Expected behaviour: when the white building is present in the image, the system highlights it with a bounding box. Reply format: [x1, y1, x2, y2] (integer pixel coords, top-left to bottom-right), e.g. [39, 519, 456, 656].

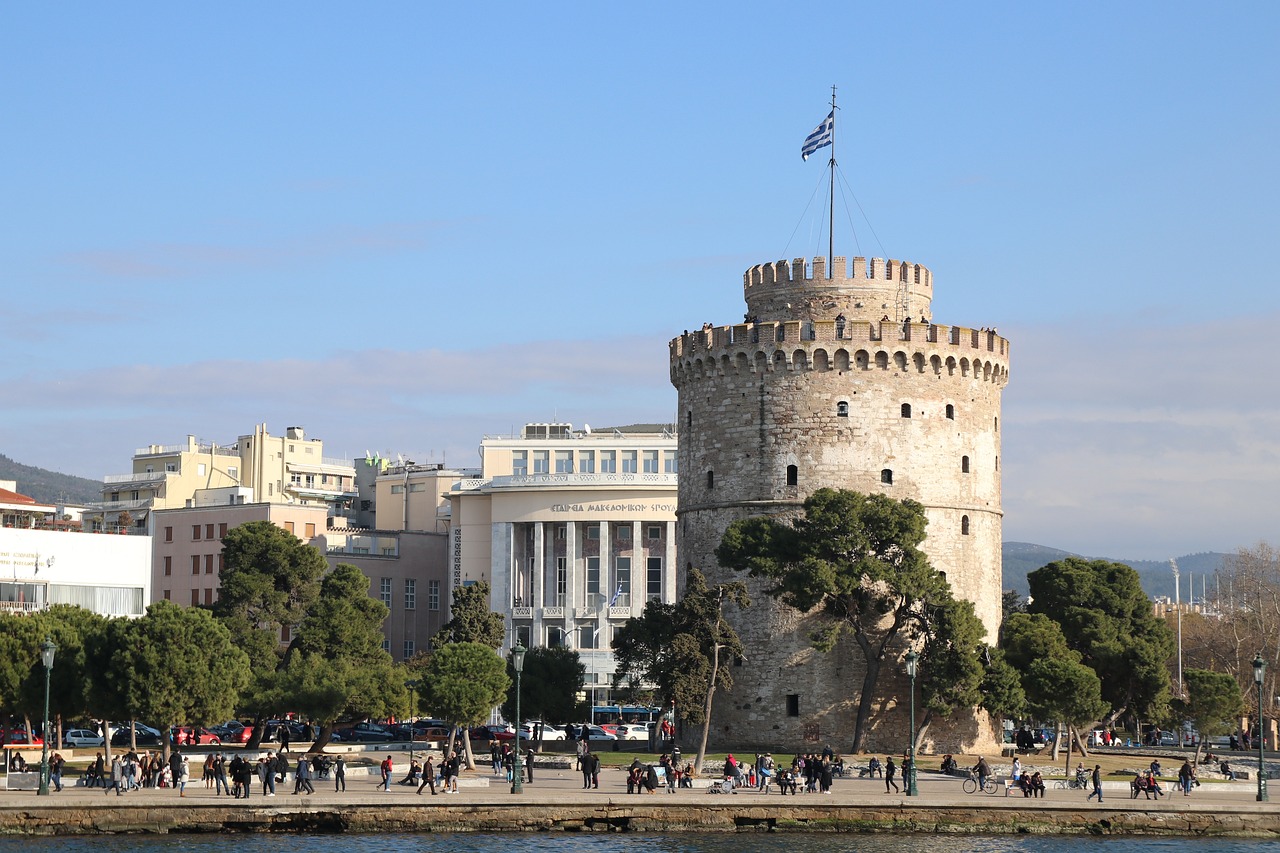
[0, 526, 150, 618]
[447, 423, 678, 702]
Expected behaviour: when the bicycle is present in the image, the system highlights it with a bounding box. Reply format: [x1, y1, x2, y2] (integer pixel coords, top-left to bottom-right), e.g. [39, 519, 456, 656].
[1053, 774, 1089, 791]
[962, 771, 998, 794]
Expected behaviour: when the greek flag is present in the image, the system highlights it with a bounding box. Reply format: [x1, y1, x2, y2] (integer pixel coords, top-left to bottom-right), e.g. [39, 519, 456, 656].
[609, 582, 624, 607]
[801, 111, 834, 161]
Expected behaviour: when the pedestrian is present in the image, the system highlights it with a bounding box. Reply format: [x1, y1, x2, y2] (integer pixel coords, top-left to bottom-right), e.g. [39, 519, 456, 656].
[526, 747, 535, 784]
[1087, 764, 1103, 802]
[379, 755, 393, 791]
[581, 747, 594, 789]
[296, 754, 314, 794]
[169, 748, 183, 792]
[333, 755, 346, 792]
[885, 756, 899, 793]
[50, 753, 65, 792]
[178, 754, 190, 797]
[279, 723, 290, 753]
[214, 753, 230, 796]
[590, 751, 601, 789]
[1179, 759, 1196, 796]
[417, 755, 437, 795]
[447, 753, 460, 793]
[109, 756, 123, 796]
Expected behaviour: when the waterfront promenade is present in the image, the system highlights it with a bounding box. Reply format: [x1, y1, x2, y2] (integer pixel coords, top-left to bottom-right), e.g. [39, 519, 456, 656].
[1, 754, 1276, 837]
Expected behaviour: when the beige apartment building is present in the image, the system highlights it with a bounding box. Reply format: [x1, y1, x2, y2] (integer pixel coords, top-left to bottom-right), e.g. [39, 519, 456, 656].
[447, 423, 678, 701]
[89, 425, 357, 534]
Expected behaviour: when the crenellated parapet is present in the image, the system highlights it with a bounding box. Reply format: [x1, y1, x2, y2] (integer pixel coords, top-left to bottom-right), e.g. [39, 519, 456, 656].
[669, 318, 1009, 386]
[743, 256, 934, 324]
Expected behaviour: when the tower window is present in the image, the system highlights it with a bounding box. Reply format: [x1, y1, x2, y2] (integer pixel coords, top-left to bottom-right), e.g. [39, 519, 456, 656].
[994, 416, 999, 432]
[706, 470, 714, 489]
[786, 465, 798, 486]
[836, 401, 849, 417]
[786, 694, 800, 717]
[881, 469, 893, 485]
[962, 456, 970, 473]
[687, 411, 692, 428]
[946, 404, 955, 420]
[961, 515, 970, 535]
[901, 403, 912, 418]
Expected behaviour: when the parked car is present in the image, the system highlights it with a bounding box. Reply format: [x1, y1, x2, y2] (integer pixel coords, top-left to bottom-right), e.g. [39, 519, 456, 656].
[614, 724, 650, 741]
[521, 722, 566, 741]
[110, 724, 163, 747]
[335, 721, 396, 742]
[2, 728, 44, 746]
[569, 724, 617, 742]
[171, 726, 222, 746]
[62, 728, 105, 749]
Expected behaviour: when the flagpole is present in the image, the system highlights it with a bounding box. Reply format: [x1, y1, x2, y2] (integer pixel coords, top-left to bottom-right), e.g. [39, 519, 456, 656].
[828, 84, 836, 278]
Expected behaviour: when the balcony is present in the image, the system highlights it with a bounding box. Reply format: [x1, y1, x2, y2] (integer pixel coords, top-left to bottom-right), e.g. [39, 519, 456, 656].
[487, 472, 676, 489]
[103, 471, 172, 486]
[608, 606, 632, 619]
[134, 444, 238, 458]
[542, 606, 565, 619]
[512, 606, 533, 619]
[84, 499, 151, 512]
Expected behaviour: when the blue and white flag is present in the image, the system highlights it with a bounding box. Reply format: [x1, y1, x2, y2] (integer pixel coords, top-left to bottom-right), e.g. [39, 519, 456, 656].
[609, 582, 624, 607]
[801, 110, 834, 161]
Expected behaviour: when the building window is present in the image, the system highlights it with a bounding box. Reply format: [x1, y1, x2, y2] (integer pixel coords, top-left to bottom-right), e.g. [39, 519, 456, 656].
[205, 523, 214, 539]
[197, 463, 207, 476]
[191, 555, 200, 575]
[786, 694, 800, 717]
[532, 450, 550, 475]
[555, 524, 566, 539]
[946, 404, 955, 420]
[192, 525, 201, 541]
[390, 484, 404, 494]
[554, 557, 567, 606]
[382, 638, 391, 654]
[586, 556, 601, 605]
[555, 450, 574, 474]
[204, 588, 214, 605]
[404, 579, 416, 610]
[512, 451, 528, 476]
[205, 554, 214, 574]
[379, 578, 392, 607]
[621, 450, 638, 473]
[305, 522, 316, 538]
[994, 416, 999, 432]
[881, 469, 893, 485]
[579, 450, 595, 473]
[409, 483, 425, 492]
[548, 626, 565, 648]
[163, 589, 170, 600]
[218, 554, 224, 572]
[191, 589, 200, 606]
[586, 524, 600, 540]
[647, 557, 662, 600]
[218, 523, 228, 539]
[578, 625, 598, 649]
[600, 451, 616, 473]
[428, 579, 440, 611]
[707, 470, 714, 489]
[837, 401, 849, 417]
[166, 463, 177, 473]
[642, 450, 659, 473]
[400, 640, 414, 660]
[663, 451, 678, 474]
[901, 403, 912, 418]
[961, 456, 970, 473]
[131, 490, 139, 501]
[961, 515, 970, 535]
[284, 521, 295, 534]
[165, 526, 173, 542]
[227, 466, 238, 479]
[616, 525, 632, 541]
[687, 411, 692, 428]
[163, 556, 172, 576]
[614, 557, 631, 606]
[786, 464, 798, 486]
[647, 524, 663, 539]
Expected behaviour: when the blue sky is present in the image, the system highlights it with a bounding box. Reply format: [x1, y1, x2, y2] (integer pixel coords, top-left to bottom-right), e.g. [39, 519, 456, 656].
[2, 2, 1277, 560]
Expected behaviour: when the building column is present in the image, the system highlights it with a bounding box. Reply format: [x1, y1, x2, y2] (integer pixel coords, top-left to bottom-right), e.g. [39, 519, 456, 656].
[491, 521, 514, 651]
[598, 521, 611, 646]
[532, 522, 545, 644]
[631, 520, 643, 616]
[664, 520, 677, 603]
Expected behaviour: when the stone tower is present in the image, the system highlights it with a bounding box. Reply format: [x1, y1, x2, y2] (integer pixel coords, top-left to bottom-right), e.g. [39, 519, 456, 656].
[669, 255, 1009, 752]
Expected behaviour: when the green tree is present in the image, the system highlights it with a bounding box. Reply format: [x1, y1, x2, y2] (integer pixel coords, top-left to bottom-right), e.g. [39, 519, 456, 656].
[914, 596, 991, 748]
[23, 605, 109, 747]
[433, 581, 504, 648]
[0, 611, 42, 737]
[421, 642, 510, 767]
[289, 563, 404, 751]
[715, 488, 952, 753]
[1179, 668, 1244, 765]
[611, 566, 748, 770]
[501, 646, 584, 730]
[1000, 611, 1096, 757]
[212, 520, 327, 745]
[1028, 558, 1176, 727]
[1025, 657, 1108, 769]
[91, 602, 251, 761]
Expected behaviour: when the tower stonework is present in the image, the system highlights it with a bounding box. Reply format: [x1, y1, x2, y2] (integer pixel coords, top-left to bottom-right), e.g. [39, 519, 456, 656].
[669, 255, 1009, 753]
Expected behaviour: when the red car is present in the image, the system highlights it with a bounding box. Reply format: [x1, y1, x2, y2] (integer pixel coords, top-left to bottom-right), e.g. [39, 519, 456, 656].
[1, 728, 43, 746]
[171, 726, 222, 745]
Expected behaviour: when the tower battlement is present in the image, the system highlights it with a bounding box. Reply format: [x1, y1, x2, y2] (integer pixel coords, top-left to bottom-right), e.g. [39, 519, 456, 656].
[742, 256, 934, 323]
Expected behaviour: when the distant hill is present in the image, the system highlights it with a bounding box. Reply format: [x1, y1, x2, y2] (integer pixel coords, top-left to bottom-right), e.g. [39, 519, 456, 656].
[0, 453, 101, 505]
[1003, 541, 1230, 601]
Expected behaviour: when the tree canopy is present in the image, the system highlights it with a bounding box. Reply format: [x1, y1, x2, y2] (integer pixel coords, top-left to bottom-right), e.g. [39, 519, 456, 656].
[1179, 668, 1244, 764]
[501, 646, 584, 726]
[433, 581, 504, 649]
[715, 488, 960, 753]
[1027, 557, 1175, 723]
[422, 642, 510, 729]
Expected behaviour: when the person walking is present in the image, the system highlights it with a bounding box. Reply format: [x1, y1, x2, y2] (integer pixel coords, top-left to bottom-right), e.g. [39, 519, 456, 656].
[177, 754, 190, 797]
[581, 748, 594, 789]
[296, 754, 315, 794]
[1179, 759, 1196, 796]
[109, 756, 123, 796]
[590, 751, 601, 789]
[378, 755, 393, 791]
[333, 755, 347, 792]
[213, 753, 230, 796]
[1087, 764, 1104, 802]
[885, 756, 899, 793]
[525, 747, 535, 784]
[417, 756, 437, 795]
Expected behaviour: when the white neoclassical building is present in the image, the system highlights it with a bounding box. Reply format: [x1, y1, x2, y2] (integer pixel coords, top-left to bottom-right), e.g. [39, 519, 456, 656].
[447, 423, 677, 701]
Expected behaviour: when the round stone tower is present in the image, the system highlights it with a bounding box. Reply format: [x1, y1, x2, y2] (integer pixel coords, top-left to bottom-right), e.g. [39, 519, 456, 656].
[669, 255, 1009, 753]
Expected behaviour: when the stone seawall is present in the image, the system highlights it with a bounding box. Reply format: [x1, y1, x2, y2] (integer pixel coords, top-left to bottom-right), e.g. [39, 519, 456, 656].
[2, 800, 1277, 837]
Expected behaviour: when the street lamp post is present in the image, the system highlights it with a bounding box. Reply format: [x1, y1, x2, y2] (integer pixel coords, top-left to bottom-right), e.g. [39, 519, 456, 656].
[1171, 559, 1183, 697]
[37, 638, 56, 796]
[406, 680, 418, 767]
[511, 644, 526, 794]
[905, 650, 919, 797]
[1254, 653, 1268, 802]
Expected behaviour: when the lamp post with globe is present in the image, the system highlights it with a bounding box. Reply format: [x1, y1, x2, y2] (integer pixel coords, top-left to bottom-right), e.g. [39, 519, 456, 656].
[37, 638, 56, 796]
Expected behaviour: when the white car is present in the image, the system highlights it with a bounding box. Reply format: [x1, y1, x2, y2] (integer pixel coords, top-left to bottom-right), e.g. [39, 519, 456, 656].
[521, 722, 566, 741]
[614, 724, 651, 741]
[63, 728, 105, 748]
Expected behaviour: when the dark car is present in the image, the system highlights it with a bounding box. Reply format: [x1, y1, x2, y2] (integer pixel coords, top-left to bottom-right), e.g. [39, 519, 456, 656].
[110, 724, 163, 747]
[336, 721, 396, 742]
